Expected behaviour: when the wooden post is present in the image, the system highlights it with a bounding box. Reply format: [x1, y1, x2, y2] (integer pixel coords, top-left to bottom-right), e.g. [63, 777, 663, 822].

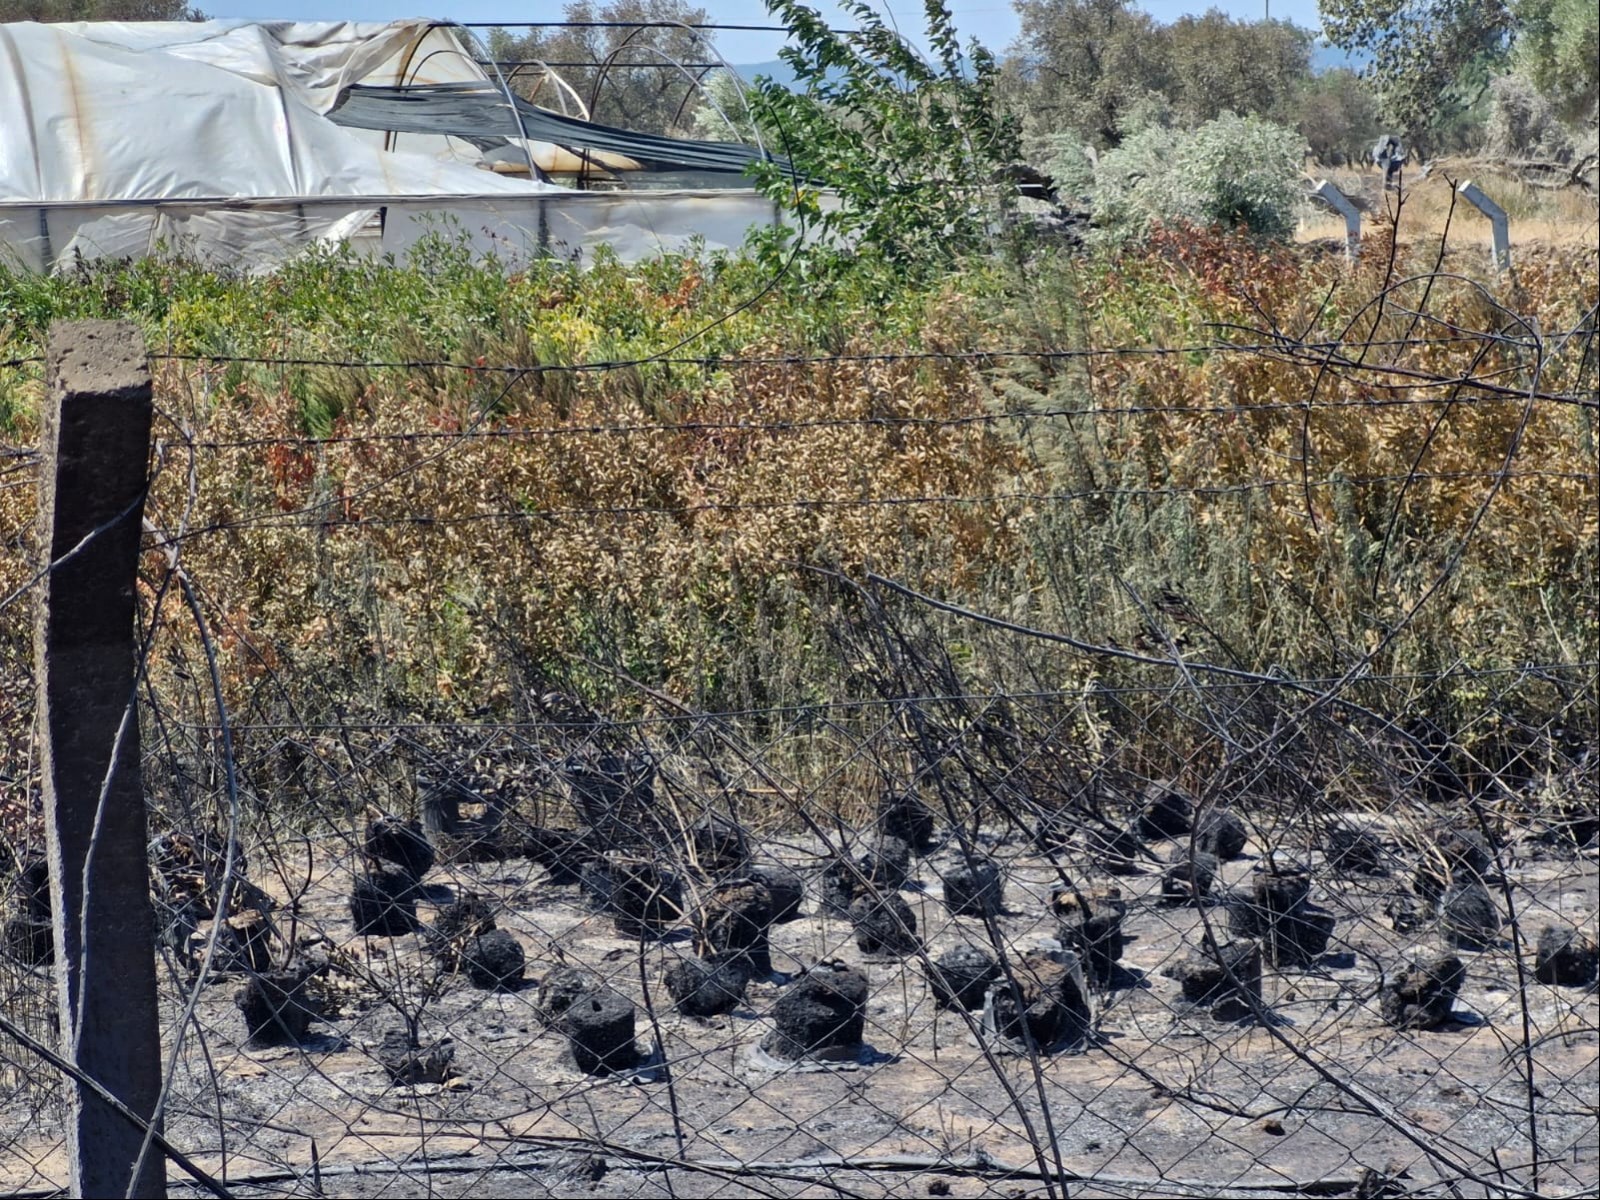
[37, 320, 166, 1199]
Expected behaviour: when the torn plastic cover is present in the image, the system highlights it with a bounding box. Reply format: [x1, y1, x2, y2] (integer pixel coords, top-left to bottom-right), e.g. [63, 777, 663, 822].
[329, 83, 785, 177]
[0, 21, 555, 204]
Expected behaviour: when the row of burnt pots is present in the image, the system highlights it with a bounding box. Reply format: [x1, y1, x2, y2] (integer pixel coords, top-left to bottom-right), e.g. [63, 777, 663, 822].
[234, 933, 1527, 1087]
[130, 857, 1600, 1057]
[235, 950, 1098, 1078]
[443, 934, 1468, 1075]
[348, 848, 1340, 1009]
[246, 858, 1596, 1066]
[350, 840, 1074, 963]
[1, 840, 281, 974]
[253, 800, 1507, 951]
[349, 788, 1226, 925]
[342, 846, 1586, 1043]
[348, 836, 1505, 980]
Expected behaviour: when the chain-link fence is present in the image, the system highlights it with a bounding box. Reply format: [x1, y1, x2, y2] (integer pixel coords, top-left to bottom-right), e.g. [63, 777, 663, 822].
[1, 252, 1596, 1199]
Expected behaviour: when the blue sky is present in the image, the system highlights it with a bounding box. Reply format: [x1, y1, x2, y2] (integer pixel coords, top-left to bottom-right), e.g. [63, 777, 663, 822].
[194, 1, 1328, 63]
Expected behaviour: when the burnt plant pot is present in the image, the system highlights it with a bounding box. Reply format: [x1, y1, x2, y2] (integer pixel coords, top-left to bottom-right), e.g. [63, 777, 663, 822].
[1413, 827, 1491, 906]
[237, 968, 316, 1046]
[819, 836, 910, 918]
[1165, 939, 1263, 1020]
[1439, 880, 1500, 951]
[1534, 926, 1598, 987]
[350, 864, 417, 937]
[694, 879, 773, 973]
[1137, 781, 1193, 840]
[1194, 810, 1248, 861]
[565, 753, 656, 853]
[688, 813, 750, 874]
[464, 929, 526, 991]
[1324, 822, 1388, 877]
[940, 856, 1004, 919]
[879, 789, 937, 853]
[747, 861, 805, 923]
[562, 986, 639, 1075]
[1059, 909, 1126, 986]
[1160, 851, 1217, 906]
[535, 965, 601, 1027]
[762, 961, 868, 1061]
[1087, 826, 1145, 876]
[1228, 866, 1332, 968]
[375, 1029, 455, 1086]
[924, 944, 999, 1011]
[664, 955, 747, 1018]
[583, 856, 682, 939]
[1380, 954, 1463, 1030]
[983, 951, 1093, 1051]
[850, 891, 919, 959]
[364, 815, 435, 883]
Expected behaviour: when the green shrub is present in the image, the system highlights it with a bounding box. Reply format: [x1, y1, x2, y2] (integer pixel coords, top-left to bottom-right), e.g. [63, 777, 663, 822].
[746, 0, 1020, 276]
[1032, 134, 1097, 203]
[1092, 112, 1305, 241]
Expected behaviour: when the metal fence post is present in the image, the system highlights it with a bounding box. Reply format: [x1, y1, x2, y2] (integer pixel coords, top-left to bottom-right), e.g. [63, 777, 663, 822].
[37, 320, 166, 1199]
[1310, 179, 1361, 262]
[1457, 180, 1511, 273]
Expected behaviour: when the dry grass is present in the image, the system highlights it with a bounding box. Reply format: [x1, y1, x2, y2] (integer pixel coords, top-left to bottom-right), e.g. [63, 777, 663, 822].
[1299, 163, 1600, 251]
[0, 233, 1593, 827]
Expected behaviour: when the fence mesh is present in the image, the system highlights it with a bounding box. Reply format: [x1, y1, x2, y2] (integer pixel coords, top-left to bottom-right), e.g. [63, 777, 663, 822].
[1, 249, 1596, 1199]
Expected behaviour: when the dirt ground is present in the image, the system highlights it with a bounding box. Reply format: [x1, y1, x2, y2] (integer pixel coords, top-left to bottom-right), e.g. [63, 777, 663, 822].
[3, 813, 1596, 1200]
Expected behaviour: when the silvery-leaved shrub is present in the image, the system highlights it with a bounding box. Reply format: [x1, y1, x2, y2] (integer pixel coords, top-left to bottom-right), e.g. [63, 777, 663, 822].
[1092, 112, 1305, 243]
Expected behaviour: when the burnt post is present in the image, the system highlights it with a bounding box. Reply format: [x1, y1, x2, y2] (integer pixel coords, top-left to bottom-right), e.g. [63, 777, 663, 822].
[37, 320, 166, 1198]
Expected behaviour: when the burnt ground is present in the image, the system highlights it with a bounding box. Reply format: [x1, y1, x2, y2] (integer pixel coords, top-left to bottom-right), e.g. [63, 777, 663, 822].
[2, 815, 1596, 1200]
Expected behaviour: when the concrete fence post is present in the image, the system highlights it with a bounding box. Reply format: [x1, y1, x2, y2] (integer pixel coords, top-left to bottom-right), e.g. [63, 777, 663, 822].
[1310, 179, 1361, 262]
[37, 320, 166, 1199]
[1457, 180, 1511, 273]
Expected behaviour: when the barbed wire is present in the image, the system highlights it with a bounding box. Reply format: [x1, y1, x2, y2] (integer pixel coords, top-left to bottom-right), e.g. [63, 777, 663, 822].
[166, 394, 1594, 452]
[137, 466, 1592, 546]
[1, 258, 1596, 1200]
[143, 659, 1595, 734]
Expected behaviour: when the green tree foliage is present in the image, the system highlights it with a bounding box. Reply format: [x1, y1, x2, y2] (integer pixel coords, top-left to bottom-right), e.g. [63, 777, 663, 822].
[1511, 0, 1599, 124]
[0, 0, 200, 18]
[1006, 1, 1314, 148]
[745, 0, 1020, 274]
[1164, 12, 1312, 128]
[1317, 0, 1597, 147]
[1319, 0, 1509, 147]
[1484, 70, 1575, 156]
[1297, 67, 1385, 164]
[689, 70, 766, 144]
[1004, 0, 1172, 148]
[487, 0, 711, 136]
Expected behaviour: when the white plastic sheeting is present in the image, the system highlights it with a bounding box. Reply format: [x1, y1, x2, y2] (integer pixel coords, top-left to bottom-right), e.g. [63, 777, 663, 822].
[0, 20, 787, 270]
[0, 21, 545, 200]
[375, 190, 785, 265]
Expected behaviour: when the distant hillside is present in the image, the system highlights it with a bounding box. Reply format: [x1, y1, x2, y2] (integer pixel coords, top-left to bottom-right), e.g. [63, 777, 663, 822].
[734, 59, 797, 88]
[1312, 41, 1372, 73]
[740, 41, 1368, 89]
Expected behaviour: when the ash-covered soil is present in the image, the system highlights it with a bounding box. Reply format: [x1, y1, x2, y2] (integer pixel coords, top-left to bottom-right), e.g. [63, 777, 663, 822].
[3, 813, 1596, 1200]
